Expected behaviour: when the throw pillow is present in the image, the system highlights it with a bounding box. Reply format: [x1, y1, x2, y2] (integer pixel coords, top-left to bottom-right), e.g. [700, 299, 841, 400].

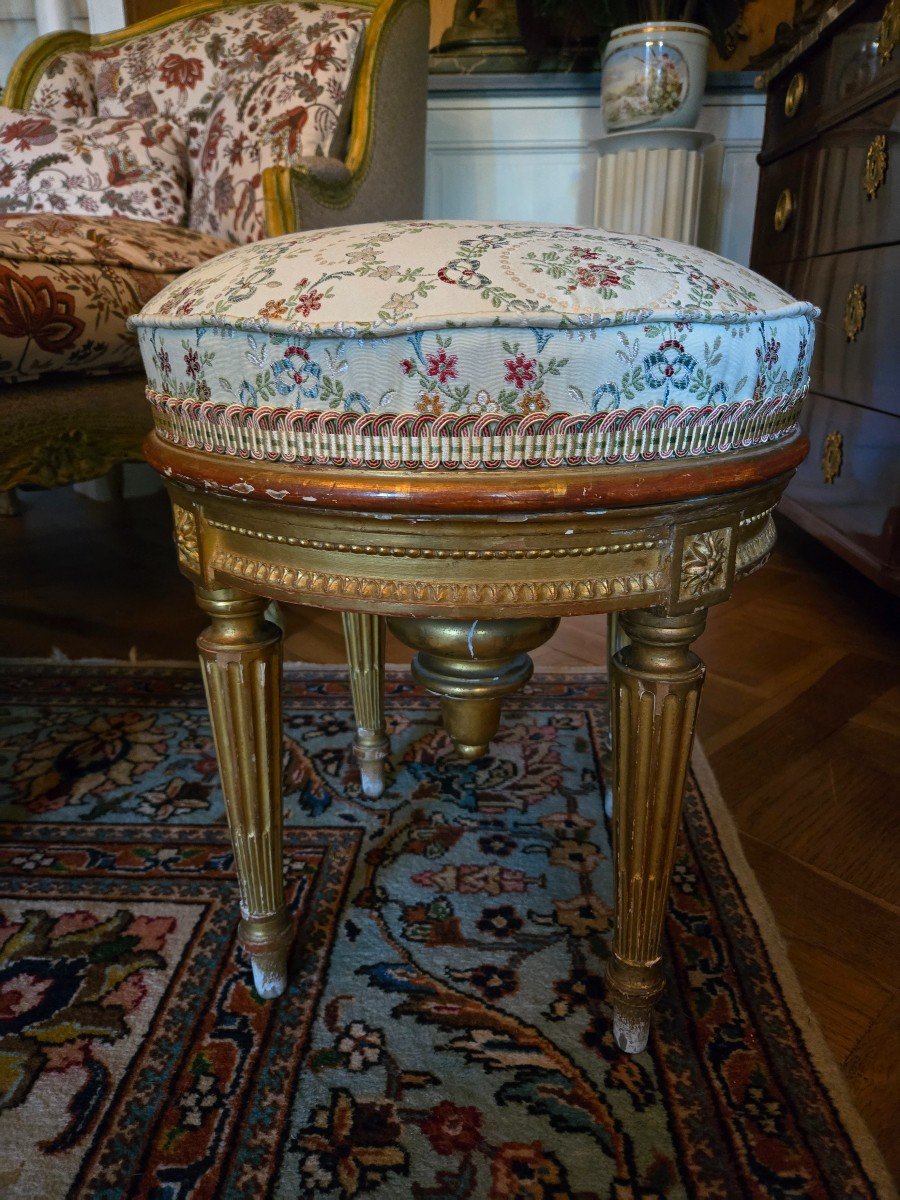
[0, 109, 188, 227]
[92, 1, 372, 242]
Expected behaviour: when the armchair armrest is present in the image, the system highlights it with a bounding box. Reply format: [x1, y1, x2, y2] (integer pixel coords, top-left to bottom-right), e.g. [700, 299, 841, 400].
[261, 0, 428, 235]
[289, 156, 354, 191]
[262, 157, 351, 232]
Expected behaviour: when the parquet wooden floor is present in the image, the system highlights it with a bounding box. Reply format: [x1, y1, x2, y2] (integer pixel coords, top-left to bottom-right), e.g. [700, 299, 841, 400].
[1, 478, 897, 1178]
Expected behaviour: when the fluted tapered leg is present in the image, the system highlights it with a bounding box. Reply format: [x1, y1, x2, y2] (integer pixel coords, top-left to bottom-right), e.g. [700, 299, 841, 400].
[342, 611, 390, 799]
[605, 607, 707, 1053]
[603, 612, 630, 819]
[196, 586, 291, 1000]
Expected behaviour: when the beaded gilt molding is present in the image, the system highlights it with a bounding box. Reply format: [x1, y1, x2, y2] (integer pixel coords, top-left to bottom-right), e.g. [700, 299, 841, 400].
[167, 468, 784, 618]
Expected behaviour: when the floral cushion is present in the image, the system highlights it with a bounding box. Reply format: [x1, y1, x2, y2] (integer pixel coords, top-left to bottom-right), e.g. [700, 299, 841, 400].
[93, 0, 371, 243]
[27, 49, 96, 119]
[0, 213, 231, 383]
[9, 2, 370, 245]
[133, 220, 818, 471]
[0, 108, 188, 226]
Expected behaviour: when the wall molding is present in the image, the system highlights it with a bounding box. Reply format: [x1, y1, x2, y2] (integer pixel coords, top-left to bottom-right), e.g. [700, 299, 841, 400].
[425, 78, 764, 264]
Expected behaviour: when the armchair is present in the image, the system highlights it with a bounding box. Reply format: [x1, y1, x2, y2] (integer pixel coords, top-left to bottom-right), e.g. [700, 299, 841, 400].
[0, 0, 428, 494]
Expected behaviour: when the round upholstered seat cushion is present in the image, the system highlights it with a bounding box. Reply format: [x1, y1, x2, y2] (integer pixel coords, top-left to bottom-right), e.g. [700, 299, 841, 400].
[133, 220, 816, 471]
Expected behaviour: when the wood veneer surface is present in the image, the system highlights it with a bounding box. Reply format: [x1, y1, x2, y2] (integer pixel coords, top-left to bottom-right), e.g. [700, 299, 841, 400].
[124, 0, 182, 24]
[0, 484, 897, 1179]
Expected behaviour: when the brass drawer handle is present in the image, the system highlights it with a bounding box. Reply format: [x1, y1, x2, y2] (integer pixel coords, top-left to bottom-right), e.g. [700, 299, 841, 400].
[844, 283, 866, 341]
[864, 133, 888, 199]
[880, 0, 898, 64]
[785, 72, 807, 118]
[774, 188, 795, 232]
[822, 431, 843, 484]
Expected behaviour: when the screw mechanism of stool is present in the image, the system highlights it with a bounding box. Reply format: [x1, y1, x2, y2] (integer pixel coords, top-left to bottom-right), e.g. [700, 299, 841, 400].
[195, 586, 293, 999]
[388, 617, 560, 759]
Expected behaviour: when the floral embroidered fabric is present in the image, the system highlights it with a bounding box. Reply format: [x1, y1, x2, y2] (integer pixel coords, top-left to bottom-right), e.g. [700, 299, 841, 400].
[0, 108, 189, 226]
[134, 220, 817, 470]
[0, 213, 231, 382]
[80, 0, 368, 243]
[11, 2, 370, 245]
[28, 49, 96, 119]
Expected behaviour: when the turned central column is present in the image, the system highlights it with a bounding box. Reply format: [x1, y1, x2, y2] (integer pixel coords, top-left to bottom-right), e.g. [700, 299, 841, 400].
[388, 617, 559, 759]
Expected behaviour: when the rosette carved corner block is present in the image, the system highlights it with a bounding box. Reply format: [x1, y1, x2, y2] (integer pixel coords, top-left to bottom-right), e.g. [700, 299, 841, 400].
[606, 607, 707, 1054]
[669, 523, 737, 613]
[195, 587, 292, 999]
[172, 502, 200, 573]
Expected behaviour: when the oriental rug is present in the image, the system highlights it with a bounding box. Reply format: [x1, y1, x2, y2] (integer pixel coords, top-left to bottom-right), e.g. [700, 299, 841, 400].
[0, 664, 892, 1200]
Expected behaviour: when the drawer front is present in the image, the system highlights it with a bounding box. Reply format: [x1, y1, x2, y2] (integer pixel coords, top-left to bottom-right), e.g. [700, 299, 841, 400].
[798, 244, 900, 416]
[762, 0, 900, 158]
[753, 145, 818, 267]
[818, 2, 900, 120]
[788, 392, 900, 567]
[762, 53, 827, 157]
[754, 97, 899, 266]
[815, 93, 900, 253]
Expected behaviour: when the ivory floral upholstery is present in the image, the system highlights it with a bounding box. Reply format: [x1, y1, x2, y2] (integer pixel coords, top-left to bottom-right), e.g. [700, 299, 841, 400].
[95, 1, 370, 242]
[0, 108, 189, 226]
[20, 1, 371, 244]
[0, 213, 231, 382]
[28, 48, 96, 119]
[1, 0, 428, 491]
[0, 3, 371, 383]
[134, 220, 818, 471]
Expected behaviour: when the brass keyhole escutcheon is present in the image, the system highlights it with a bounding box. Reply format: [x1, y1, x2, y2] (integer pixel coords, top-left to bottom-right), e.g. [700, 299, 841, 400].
[821, 431, 843, 484]
[864, 134, 888, 199]
[785, 72, 807, 118]
[774, 188, 795, 232]
[844, 283, 866, 341]
[880, 0, 898, 64]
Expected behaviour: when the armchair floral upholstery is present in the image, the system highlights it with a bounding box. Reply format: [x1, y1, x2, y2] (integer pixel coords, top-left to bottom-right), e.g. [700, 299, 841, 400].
[0, 0, 428, 492]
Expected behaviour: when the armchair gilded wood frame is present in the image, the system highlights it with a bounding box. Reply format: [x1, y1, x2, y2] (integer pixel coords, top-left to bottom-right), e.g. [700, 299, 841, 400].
[0, 0, 428, 495]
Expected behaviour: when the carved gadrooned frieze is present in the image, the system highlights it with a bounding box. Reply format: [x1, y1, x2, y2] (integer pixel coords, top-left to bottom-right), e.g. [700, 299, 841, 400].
[215, 550, 668, 612]
[735, 513, 777, 577]
[169, 481, 784, 620]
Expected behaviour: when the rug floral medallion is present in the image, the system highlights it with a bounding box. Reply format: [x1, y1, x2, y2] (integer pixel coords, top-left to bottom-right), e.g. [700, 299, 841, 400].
[0, 666, 887, 1200]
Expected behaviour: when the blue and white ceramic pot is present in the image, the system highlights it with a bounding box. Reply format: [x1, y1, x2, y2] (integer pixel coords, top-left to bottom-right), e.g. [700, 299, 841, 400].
[601, 22, 711, 131]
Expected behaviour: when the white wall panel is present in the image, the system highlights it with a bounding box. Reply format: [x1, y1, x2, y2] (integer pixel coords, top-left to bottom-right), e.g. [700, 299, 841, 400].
[1, 0, 45, 86]
[1, 0, 111, 87]
[426, 91, 605, 227]
[694, 91, 765, 263]
[426, 78, 764, 264]
[85, 0, 124, 33]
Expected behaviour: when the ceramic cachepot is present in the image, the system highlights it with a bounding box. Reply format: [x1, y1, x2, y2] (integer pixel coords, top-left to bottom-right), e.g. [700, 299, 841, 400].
[601, 22, 711, 131]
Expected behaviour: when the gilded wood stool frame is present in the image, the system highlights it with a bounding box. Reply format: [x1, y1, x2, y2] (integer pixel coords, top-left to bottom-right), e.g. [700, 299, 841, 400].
[148, 430, 806, 1052]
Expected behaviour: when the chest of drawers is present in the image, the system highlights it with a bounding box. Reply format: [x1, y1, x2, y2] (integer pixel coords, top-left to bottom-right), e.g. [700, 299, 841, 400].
[750, 0, 900, 593]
